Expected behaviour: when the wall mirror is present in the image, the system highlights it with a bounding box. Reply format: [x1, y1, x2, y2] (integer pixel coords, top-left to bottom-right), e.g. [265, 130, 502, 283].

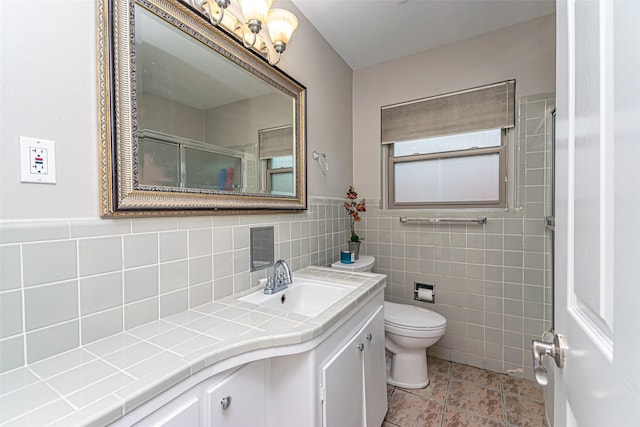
[97, 0, 307, 216]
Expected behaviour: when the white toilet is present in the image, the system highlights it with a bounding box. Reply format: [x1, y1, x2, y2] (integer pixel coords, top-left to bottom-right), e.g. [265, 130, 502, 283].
[331, 255, 447, 389]
[384, 301, 446, 388]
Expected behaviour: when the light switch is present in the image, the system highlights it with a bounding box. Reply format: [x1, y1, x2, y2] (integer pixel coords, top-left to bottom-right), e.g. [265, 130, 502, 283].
[20, 136, 57, 184]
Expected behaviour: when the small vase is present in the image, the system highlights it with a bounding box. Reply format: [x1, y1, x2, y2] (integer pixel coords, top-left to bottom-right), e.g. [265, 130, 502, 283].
[348, 241, 361, 260]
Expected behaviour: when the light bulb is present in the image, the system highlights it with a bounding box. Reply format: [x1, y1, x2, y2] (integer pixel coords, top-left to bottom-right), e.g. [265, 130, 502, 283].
[267, 8, 298, 50]
[238, 0, 273, 28]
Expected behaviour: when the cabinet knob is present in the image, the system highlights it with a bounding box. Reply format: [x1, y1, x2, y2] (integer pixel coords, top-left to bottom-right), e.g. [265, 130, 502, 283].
[357, 343, 365, 351]
[365, 333, 373, 341]
[220, 396, 232, 410]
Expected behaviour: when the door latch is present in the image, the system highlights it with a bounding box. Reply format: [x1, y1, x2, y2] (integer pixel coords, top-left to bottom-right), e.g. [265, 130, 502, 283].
[531, 333, 567, 386]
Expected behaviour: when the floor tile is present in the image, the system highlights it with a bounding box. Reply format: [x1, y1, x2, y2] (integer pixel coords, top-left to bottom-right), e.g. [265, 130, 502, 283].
[447, 379, 504, 422]
[504, 394, 546, 427]
[443, 406, 504, 427]
[428, 356, 452, 376]
[399, 372, 449, 402]
[451, 363, 502, 390]
[385, 357, 548, 427]
[502, 376, 544, 401]
[387, 384, 395, 400]
[386, 389, 444, 427]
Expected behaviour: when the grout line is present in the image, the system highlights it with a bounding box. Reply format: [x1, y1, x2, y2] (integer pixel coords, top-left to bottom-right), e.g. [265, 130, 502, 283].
[439, 360, 452, 427]
[501, 375, 508, 426]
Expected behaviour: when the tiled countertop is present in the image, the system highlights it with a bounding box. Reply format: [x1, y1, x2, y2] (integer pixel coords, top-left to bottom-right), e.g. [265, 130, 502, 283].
[0, 267, 385, 427]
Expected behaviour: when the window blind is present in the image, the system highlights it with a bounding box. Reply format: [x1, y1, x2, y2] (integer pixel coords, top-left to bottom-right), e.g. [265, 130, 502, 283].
[381, 80, 515, 144]
[259, 125, 293, 159]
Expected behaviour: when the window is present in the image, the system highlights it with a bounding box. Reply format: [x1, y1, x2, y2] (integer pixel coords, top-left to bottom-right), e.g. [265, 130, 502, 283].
[259, 125, 295, 196]
[267, 155, 294, 195]
[382, 80, 515, 209]
[388, 129, 506, 208]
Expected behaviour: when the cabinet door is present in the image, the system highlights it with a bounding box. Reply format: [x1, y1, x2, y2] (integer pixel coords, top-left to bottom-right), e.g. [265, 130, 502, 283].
[363, 306, 387, 427]
[205, 361, 266, 427]
[321, 332, 365, 427]
[134, 396, 200, 427]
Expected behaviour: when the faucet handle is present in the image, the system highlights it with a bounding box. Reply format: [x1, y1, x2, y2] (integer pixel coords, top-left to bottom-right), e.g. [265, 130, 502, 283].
[263, 276, 274, 290]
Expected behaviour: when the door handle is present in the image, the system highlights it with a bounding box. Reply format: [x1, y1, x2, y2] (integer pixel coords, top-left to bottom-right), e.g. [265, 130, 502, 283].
[531, 333, 566, 386]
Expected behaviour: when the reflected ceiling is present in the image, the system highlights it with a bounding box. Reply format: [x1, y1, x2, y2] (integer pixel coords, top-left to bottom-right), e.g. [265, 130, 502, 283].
[136, 8, 273, 109]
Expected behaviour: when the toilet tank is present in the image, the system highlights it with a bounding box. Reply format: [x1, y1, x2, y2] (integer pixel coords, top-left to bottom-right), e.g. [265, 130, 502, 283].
[331, 255, 375, 272]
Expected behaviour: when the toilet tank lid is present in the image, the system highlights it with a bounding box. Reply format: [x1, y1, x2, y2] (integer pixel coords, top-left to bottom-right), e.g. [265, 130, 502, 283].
[384, 301, 446, 329]
[331, 255, 375, 271]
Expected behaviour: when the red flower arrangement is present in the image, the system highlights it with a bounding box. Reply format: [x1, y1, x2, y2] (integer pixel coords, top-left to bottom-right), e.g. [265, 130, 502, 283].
[344, 185, 366, 242]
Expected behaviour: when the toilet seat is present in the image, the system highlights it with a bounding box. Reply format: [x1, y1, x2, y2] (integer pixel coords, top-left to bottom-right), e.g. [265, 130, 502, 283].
[384, 301, 446, 331]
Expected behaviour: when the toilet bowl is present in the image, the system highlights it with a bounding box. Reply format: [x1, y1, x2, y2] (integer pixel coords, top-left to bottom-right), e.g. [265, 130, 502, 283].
[384, 301, 446, 388]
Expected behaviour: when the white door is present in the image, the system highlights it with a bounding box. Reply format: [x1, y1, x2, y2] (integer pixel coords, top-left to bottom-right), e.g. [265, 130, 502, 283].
[554, 0, 640, 425]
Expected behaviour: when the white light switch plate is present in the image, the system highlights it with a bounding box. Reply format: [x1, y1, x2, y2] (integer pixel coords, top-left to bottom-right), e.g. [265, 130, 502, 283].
[20, 136, 57, 184]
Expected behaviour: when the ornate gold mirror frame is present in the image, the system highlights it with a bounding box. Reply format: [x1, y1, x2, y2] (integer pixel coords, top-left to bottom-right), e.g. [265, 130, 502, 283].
[97, 0, 307, 216]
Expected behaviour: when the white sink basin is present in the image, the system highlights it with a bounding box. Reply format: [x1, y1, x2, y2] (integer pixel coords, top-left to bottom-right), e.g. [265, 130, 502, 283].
[239, 279, 351, 317]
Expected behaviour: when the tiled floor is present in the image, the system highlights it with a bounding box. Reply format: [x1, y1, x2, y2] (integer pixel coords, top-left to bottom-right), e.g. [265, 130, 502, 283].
[383, 357, 547, 427]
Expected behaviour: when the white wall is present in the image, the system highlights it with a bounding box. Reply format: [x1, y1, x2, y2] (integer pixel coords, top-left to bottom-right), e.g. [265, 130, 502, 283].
[277, 0, 354, 197]
[139, 92, 206, 142]
[205, 93, 291, 148]
[352, 13, 556, 199]
[0, 0, 353, 221]
[0, 1, 98, 219]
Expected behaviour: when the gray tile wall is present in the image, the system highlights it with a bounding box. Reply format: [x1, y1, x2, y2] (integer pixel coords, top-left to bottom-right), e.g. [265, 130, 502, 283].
[0, 197, 350, 372]
[361, 94, 555, 381]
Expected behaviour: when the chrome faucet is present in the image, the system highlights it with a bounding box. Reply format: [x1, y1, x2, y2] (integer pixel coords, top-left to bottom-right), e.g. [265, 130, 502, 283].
[263, 259, 292, 294]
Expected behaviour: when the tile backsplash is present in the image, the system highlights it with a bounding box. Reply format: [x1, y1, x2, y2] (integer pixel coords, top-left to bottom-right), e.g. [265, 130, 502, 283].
[0, 197, 350, 372]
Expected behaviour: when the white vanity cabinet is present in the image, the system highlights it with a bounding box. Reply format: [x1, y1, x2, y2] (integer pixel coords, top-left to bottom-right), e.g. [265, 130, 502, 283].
[321, 306, 387, 427]
[129, 360, 266, 427]
[120, 282, 387, 427]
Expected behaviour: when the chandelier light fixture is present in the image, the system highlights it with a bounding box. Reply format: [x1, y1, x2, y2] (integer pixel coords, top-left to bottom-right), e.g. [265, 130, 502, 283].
[198, 0, 298, 65]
